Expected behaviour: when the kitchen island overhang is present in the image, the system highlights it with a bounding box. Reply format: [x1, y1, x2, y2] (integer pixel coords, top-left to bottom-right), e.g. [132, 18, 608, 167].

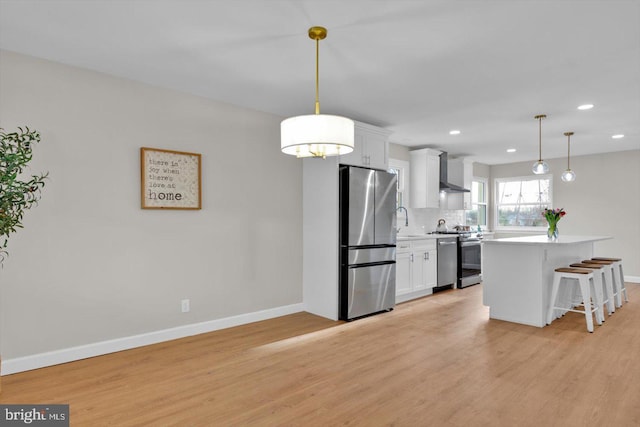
[482, 235, 612, 327]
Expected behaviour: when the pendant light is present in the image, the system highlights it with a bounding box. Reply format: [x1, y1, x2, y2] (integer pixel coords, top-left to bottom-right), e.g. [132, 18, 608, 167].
[561, 131, 576, 182]
[532, 114, 549, 174]
[281, 27, 354, 159]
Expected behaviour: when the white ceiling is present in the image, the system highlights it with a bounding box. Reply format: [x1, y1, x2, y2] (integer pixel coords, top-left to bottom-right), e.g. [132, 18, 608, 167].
[1, 0, 638, 165]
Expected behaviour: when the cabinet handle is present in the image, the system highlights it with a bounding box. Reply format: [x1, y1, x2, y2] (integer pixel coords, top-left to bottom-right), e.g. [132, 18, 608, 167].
[424, 252, 429, 260]
[410, 253, 414, 262]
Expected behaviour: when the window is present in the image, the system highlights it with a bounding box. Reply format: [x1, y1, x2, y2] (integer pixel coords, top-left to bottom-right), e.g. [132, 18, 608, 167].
[388, 159, 409, 209]
[465, 178, 488, 228]
[495, 175, 552, 230]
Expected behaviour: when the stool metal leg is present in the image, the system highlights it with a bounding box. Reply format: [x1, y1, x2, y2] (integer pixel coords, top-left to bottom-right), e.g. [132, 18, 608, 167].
[547, 273, 563, 325]
[615, 262, 628, 303]
[601, 269, 616, 315]
[590, 271, 606, 323]
[578, 276, 595, 333]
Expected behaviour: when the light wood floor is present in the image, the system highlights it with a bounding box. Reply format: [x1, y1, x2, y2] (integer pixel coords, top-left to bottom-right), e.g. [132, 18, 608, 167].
[1, 283, 639, 426]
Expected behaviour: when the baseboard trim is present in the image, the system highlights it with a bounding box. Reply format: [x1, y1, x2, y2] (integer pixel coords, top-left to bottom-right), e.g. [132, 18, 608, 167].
[1, 303, 304, 376]
[625, 275, 640, 284]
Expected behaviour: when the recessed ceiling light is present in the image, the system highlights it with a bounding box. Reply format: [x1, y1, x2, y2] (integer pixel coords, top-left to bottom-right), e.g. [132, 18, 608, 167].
[449, 130, 461, 135]
[577, 104, 594, 110]
[507, 148, 516, 153]
[611, 134, 625, 139]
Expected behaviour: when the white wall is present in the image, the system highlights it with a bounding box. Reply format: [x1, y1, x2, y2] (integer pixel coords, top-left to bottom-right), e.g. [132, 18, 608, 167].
[490, 150, 640, 277]
[0, 51, 303, 364]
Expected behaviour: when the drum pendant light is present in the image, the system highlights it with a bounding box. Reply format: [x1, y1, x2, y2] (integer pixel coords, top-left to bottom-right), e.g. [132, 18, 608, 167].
[532, 114, 549, 174]
[281, 26, 354, 159]
[561, 131, 576, 182]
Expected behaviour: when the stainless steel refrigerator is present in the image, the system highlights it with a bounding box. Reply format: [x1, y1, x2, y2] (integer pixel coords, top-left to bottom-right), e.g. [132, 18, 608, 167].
[339, 165, 397, 321]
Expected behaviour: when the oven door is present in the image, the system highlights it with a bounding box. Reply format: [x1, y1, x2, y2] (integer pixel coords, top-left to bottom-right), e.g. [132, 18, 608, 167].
[459, 239, 482, 288]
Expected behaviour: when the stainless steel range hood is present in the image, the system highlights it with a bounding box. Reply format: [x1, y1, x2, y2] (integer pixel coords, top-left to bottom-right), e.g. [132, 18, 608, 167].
[439, 152, 470, 193]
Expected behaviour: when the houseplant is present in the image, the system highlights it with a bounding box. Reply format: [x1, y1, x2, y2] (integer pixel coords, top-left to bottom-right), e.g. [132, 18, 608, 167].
[543, 208, 565, 240]
[1, 126, 48, 392]
[0, 127, 48, 263]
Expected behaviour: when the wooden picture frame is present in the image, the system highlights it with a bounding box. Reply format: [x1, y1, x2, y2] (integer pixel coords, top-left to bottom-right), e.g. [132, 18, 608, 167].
[140, 147, 202, 210]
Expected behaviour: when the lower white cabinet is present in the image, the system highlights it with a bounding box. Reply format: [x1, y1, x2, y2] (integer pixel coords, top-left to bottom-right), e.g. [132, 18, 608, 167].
[396, 239, 438, 303]
[396, 251, 413, 295]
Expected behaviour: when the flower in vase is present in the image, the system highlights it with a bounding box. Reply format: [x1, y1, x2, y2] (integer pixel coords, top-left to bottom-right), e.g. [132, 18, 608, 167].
[543, 208, 566, 239]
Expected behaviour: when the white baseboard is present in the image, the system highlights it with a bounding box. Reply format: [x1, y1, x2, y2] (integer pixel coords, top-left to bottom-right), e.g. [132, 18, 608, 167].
[626, 275, 640, 284]
[1, 303, 304, 376]
[396, 289, 433, 304]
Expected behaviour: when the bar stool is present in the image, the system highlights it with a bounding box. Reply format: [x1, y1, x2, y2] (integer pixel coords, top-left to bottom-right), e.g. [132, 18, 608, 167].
[570, 262, 614, 319]
[547, 267, 602, 333]
[592, 257, 628, 304]
[583, 259, 623, 308]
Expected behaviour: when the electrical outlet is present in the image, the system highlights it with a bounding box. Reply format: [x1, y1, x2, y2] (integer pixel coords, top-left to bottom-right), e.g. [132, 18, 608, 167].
[181, 299, 190, 313]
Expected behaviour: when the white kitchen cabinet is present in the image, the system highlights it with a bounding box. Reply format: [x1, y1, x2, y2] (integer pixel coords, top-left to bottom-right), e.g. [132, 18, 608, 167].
[339, 121, 391, 170]
[412, 242, 437, 290]
[409, 148, 441, 208]
[395, 250, 413, 295]
[396, 238, 438, 303]
[445, 158, 472, 210]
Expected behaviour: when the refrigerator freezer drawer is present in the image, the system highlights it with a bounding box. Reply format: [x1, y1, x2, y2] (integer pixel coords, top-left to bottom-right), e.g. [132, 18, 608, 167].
[347, 246, 396, 265]
[345, 262, 396, 320]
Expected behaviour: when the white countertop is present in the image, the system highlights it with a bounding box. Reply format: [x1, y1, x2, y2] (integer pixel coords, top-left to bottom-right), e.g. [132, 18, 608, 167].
[483, 235, 612, 245]
[397, 234, 456, 241]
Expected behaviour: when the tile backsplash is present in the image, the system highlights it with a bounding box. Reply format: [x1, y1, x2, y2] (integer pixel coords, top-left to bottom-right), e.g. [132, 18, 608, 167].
[397, 207, 465, 235]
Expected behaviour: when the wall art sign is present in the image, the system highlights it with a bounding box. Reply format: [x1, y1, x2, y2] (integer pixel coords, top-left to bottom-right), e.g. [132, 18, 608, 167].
[140, 147, 201, 209]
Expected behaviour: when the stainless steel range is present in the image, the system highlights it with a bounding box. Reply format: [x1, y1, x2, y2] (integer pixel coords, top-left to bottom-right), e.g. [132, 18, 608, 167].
[432, 230, 483, 289]
[458, 232, 482, 288]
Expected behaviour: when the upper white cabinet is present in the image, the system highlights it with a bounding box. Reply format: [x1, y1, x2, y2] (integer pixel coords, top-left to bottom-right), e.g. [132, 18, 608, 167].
[339, 121, 390, 170]
[445, 158, 472, 210]
[409, 148, 441, 209]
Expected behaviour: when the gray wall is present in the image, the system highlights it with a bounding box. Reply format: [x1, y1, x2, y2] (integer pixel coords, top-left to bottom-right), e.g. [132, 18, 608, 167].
[490, 150, 640, 277]
[0, 51, 303, 359]
[389, 142, 410, 161]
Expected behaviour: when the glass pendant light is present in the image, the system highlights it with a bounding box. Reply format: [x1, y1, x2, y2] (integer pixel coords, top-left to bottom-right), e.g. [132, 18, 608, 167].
[281, 27, 354, 159]
[532, 114, 549, 174]
[561, 131, 576, 182]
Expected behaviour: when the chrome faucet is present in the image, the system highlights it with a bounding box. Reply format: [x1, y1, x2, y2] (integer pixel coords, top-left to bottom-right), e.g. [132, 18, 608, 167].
[397, 206, 409, 227]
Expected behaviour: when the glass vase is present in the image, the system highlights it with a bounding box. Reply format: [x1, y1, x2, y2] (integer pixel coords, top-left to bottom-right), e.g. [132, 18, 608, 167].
[547, 223, 558, 240]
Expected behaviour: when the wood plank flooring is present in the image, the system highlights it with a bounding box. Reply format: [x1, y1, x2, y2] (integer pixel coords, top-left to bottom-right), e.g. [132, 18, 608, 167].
[1, 283, 639, 426]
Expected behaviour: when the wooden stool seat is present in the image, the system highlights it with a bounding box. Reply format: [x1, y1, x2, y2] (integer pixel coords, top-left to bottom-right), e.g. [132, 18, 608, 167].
[570, 263, 604, 269]
[592, 257, 622, 262]
[555, 267, 592, 274]
[583, 259, 613, 265]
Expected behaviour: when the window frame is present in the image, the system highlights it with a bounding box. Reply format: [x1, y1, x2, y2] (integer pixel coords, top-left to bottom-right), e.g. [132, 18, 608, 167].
[388, 159, 410, 209]
[494, 174, 553, 232]
[466, 177, 488, 229]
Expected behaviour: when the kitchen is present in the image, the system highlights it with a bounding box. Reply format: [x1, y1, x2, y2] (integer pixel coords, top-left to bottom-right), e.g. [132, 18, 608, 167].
[0, 1, 639, 423]
[304, 118, 639, 321]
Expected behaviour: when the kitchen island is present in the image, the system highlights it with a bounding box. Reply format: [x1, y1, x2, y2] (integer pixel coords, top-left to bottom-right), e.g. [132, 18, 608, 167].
[482, 235, 611, 327]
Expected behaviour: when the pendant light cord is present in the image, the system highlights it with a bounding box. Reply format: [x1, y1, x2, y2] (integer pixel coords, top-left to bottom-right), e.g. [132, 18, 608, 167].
[567, 133, 571, 169]
[538, 116, 542, 161]
[564, 131, 574, 169]
[534, 114, 546, 162]
[315, 37, 320, 115]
